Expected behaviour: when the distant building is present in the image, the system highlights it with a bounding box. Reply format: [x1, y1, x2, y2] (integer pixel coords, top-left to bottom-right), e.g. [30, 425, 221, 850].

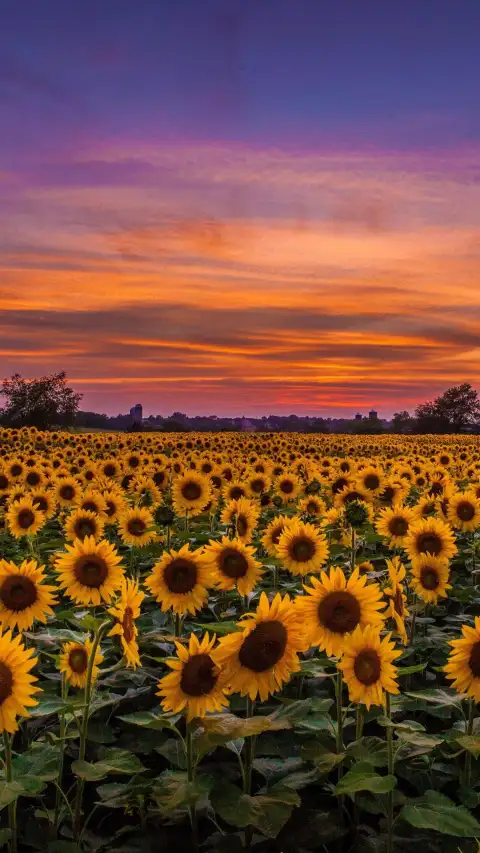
[129, 403, 143, 427]
[355, 413, 363, 421]
[369, 409, 378, 420]
[240, 418, 256, 432]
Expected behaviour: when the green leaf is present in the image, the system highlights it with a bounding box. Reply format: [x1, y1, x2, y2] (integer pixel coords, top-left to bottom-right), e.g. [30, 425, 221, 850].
[252, 757, 303, 785]
[118, 711, 181, 732]
[405, 688, 463, 708]
[454, 734, 480, 758]
[192, 621, 239, 635]
[29, 696, 72, 717]
[0, 781, 24, 809]
[153, 770, 213, 814]
[72, 749, 145, 781]
[335, 762, 396, 795]
[397, 663, 427, 676]
[347, 737, 388, 768]
[12, 743, 61, 782]
[211, 781, 299, 838]
[400, 790, 480, 836]
[0, 830, 12, 845]
[396, 730, 443, 750]
[47, 844, 84, 853]
[300, 742, 346, 773]
[156, 738, 186, 769]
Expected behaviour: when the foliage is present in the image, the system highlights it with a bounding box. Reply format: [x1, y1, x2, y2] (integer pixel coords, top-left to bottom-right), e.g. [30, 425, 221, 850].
[0, 372, 82, 429]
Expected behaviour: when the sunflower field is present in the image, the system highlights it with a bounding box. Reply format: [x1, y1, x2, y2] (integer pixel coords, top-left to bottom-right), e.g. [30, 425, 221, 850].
[1, 428, 480, 853]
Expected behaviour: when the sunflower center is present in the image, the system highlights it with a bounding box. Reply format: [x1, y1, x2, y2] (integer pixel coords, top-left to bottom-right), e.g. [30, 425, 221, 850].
[74, 556, 108, 588]
[153, 471, 166, 487]
[105, 501, 116, 518]
[164, 558, 197, 594]
[250, 479, 264, 494]
[318, 591, 361, 634]
[180, 653, 218, 696]
[82, 501, 99, 514]
[429, 483, 443, 497]
[211, 475, 222, 489]
[420, 566, 440, 590]
[75, 519, 97, 539]
[238, 620, 287, 672]
[280, 480, 294, 494]
[416, 533, 442, 556]
[237, 515, 248, 536]
[122, 606, 135, 643]
[289, 536, 316, 562]
[271, 525, 284, 545]
[440, 455, 450, 466]
[11, 465, 22, 477]
[69, 647, 88, 674]
[468, 642, 480, 678]
[0, 475, 8, 490]
[354, 649, 381, 686]
[388, 517, 408, 537]
[306, 501, 318, 514]
[33, 495, 48, 512]
[182, 482, 202, 501]
[60, 485, 75, 501]
[220, 549, 249, 579]
[18, 509, 35, 530]
[456, 501, 475, 522]
[332, 478, 348, 495]
[380, 486, 395, 503]
[26, 471, 41, 487]
[0, 574, 38, 611]
[127, 518, 146, 536]
[364, 474, 380, 490]
[0, 662, 13, 705]
[104, 464, 116, 477]
[230, 487, 244, 500]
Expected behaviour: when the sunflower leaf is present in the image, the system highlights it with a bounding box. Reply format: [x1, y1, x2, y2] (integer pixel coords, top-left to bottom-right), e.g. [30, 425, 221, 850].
[335, 762, 397, 795]
[400, 790, 480, 836]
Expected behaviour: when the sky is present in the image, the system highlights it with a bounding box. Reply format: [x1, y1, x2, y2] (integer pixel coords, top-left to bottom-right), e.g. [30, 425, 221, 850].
[1, 0, 479, 418]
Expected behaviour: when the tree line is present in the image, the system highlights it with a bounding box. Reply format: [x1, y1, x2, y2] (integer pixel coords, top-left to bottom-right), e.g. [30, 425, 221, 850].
[1, 373, 479, 434]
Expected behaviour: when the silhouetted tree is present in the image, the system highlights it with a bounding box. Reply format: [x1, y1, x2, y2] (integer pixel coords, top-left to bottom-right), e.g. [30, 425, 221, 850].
[415, 384, 480, 433]
[391, 411, 414, 433]
[0, 372, 82, 429]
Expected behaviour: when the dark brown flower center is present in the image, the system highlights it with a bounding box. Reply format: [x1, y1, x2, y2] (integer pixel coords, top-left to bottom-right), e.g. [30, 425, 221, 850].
[128, 457, 140, 469]
[306, 501, 318, 514]
[11, 465, 22, 477]
[289, 536, 316, 562]
[75, 518, 97, 539]
[237, 515, 248, 537]
[153, 471, 166, 487]
[440, 455, 450, 466]
[127, 518, 146, 536]
[250, 478, 265, 494]
[380, 486, 395, 504]
[0, 574, 38, 611]
[164, 558, 197, 593]
[26, 471, 41, 487]
[220, 548, 249, 579]
[82, 501, 99, 514]
[201, 463, 213, 473]
[343, 490, 363, 504]
[239, 620, 287, 672]
[182, 482, 202, 501]
[60, 484, 75, 501]
[456, 501, 475, 522]
[280, 479, 294, 494]
[420, 566, 440, 590]
[332, 477, 349, 495]
[180, 653, 218, 696]
[318, 591, 361, 634]
[468, 641, 480, 678]
[416, 532, 442, 556]
[33, 495, 48, 512]
[354, 649, 381, 685]
[105, 501, 116, 518]
[17, 509, 35, 530]
[388, 517, 408, 537]
[104, 464, 116, 477]
[271, 525, 284, 545]
[74, 555, 108, 588]
[122, 606, 135, 643]
[364, 474, 380, 491]
[69, 647, 88, 674]
[0, 475, 9, 490]
[211, 475, 222, 489]
[429, 482, 444, 497]
[0, 662, 13, 705]
[230, 486, 245, 500]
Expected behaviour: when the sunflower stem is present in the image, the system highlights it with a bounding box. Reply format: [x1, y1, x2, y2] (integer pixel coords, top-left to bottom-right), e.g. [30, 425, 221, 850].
[166, 524, 171, 549]
[244, 697, 256, 851]
[174, 612, 182, 637]
[355, 704, 364, 741]
[186, 724, 199, 853]
[386, 692, 394, 853]
[3, 732, 17, 853]
[73, 619, 110, 840]
[336, 670, 345, 823]
[54, 674, 68, 834]
[465, 697, 475, 786]
[408, 595, 417, 647]
[350, 528, 356, 574]
[353, 704, 364, 852]
[184, 510, 189, 532]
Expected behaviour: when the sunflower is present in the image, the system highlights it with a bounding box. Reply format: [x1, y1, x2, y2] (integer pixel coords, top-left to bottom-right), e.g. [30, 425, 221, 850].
[0, 630, 39, 732]
[108, 578, 144, 669]
[377, 480, 408, 507]
[298, 567, 385, 657]
[375, 504, 415, 547]
[338, 625, 401, 709]
[404, 517, 457, 562]
[412, 495, 440, 521]
[54, 476, 81, 507]
[221, 497, 260, 544]
[334, 484, 371, 509]
[214, 592, 305, 701]
[76, 488, 108, 518]
[383, 557, 409, 644]
[447, 491, 480, 532]
[7, 458, 24, 480]
[0, 559, 57, 632]
[223, 480, 248, 502]
[101, 489, 126, 524]
[99, 458, 121, 480]
[246, 471, 271, 499]
[0, 469, 11, 495]
[444, 617, 480, 701]
[158, 632, 229, 721]
[55, 537, 125, 605]
[59, 639, 104, 689]
[146, 544, 211, 616]
[275, 473, 301, 504]
[202, 536, 264, 596]
[356, 466, 384, 495]
[64, 508, 105, 542]
[118, 506, 156, 547]
[6, 497, 46, 538]
[356, 560, 375, 574]
[261, 515, 292, 556]
[298, 495, 326, 519]
[172, 471, 212, 517]
[410, 554, 451, 604]
[30, 487, 57, 520]
[276, 519, 329, 575]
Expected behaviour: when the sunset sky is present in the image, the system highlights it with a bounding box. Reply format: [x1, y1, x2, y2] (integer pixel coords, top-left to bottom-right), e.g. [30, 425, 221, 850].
[1, 0, 479, 418]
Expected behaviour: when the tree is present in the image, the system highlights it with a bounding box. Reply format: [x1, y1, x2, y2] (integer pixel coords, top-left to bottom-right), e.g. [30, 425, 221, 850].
[0, 372, 82, 429]
[391, 411, 414, 433]
[414, 384, 480, 433]
[353, 416, 384, 435]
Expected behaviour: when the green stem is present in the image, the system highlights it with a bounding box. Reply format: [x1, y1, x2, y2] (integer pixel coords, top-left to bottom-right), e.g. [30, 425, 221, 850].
[54, 674, 68, 834]
[3, 732, 17, 853]
[353, 704, 364, 852]
[184, 510, 189, 532]
[465, 698, 475, 786]
[166, 524, 171, 549]
[336, 670, 344, 823]
[186, 725, 199, 853]
[471, 534, 476, 585]
[272, 564, 279, 590]
[350, 527, 356, 574]
[73, 620, 110, 840]
[409, 595, 417, 646]
[244, 697, 256, 851]
[174, 612, 182, 638]
[355, 704, 364, 741]
[386, 693, 394, 853]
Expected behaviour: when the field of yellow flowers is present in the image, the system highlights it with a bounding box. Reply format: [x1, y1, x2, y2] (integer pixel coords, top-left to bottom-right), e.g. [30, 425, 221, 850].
[1, 427, 480, 853]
